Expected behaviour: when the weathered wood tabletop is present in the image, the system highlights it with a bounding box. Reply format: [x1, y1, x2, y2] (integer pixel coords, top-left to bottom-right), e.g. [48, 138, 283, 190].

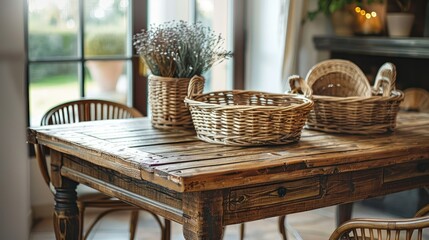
[27, 112, 429, 240]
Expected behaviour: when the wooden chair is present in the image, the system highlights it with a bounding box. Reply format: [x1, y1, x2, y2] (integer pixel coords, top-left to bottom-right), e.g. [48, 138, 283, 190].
[34, 99, 171, 240]
[329, 204, 429, 240]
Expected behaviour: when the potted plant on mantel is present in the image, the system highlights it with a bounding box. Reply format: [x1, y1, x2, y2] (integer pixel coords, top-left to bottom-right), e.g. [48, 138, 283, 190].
[308, 0, 385, 36]
[133, 20, 232, 129]
[386, 0, 414, 37]
[85, 32, 126, 92]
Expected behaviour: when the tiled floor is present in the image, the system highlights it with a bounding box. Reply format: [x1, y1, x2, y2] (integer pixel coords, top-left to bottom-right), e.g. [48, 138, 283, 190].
[30, 201, 417, 240]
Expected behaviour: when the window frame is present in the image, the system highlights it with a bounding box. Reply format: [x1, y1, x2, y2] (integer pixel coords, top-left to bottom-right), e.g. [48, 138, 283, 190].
[131, 0, 148, 116]
[25, 0, 137, 121]
[232, 0, 245, 90]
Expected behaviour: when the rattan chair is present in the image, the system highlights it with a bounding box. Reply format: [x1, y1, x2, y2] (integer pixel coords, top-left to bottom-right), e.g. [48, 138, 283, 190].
[34, 99, 170, 240]
[329, 204, 429, 240]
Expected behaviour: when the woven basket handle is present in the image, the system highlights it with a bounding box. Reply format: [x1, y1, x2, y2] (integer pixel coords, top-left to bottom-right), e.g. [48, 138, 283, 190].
[373, 62, 396, 97]
[187, 75, 205, 99]
[288, 75, 313, 98]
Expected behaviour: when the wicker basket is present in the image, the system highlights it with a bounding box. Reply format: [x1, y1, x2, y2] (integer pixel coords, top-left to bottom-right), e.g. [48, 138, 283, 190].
[148, 75, 204, 129]
[184, 76, 314, 146]
[305, 60, 404, 134]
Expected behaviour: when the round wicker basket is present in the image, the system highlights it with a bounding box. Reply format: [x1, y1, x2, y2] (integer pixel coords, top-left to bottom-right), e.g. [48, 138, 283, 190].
[148, 75, 204, 129]
[185, 76, 314, 146]
[305, 60, 404, 134]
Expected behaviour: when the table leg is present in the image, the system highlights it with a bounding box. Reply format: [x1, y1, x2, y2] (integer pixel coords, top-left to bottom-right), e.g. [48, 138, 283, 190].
[50, 150, 79, 240]
[337, 203, 353, 227]
[182, 191, 224, 240]
[53, 178, 79, 240]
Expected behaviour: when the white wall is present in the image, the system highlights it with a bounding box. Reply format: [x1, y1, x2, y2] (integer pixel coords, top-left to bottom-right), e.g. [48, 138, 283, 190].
[0, 0, 31, 239]
[30, 158, 54, 218]
[298, 0, 332, 77]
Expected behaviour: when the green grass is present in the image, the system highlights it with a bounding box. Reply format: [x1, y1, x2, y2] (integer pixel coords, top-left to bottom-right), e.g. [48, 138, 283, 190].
[29, 75, 97, 126]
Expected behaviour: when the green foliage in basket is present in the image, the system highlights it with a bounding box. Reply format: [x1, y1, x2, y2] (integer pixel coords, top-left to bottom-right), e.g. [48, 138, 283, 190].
[133, 20, 232, 78]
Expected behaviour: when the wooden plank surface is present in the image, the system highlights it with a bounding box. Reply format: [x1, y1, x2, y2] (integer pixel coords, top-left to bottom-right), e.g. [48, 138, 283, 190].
[27, 112, 429, 192]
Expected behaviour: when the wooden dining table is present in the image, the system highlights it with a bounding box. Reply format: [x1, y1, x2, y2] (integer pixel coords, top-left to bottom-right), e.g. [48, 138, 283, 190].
[27, 111, 429, 240]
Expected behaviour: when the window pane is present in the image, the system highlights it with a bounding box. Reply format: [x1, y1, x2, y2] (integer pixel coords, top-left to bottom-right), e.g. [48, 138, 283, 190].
[196, 0, 214, 26]
[84, 0, 129, 57]
[29, 63, 80, 126]
[85, 60, 129, 104]
[28, 0, 79, 59]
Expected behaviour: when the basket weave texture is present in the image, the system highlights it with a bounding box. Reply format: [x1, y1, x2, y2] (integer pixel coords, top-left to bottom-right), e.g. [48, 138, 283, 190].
[184, 76, 314, 146]
[149, 75, 204, 129]
[305, 60, 404, 134]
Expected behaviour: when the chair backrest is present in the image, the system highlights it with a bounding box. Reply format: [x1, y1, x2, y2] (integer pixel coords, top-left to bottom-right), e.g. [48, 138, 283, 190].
[41, 99, 143, 125]
[329, 204, 429, 240]
[35, 99, 143, 189]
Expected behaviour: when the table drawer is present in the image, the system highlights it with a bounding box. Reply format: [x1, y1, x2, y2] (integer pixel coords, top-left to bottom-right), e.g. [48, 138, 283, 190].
[383, 160, 429, 183]
[228, 177, 321, 212]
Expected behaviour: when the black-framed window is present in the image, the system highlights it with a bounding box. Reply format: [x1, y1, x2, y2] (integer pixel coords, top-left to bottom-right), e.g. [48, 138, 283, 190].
[26, 0, 138, 127]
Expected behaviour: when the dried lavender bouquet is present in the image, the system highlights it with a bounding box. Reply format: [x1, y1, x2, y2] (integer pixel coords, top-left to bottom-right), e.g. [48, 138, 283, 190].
[133, 20, 232, 78]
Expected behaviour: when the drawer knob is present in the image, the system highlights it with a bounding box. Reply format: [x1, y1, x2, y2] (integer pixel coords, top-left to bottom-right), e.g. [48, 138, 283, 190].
[277, 187, 287, 197]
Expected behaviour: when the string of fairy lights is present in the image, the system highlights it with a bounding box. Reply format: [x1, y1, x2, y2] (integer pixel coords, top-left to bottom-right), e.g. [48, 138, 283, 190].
[355, 6, 377, 19]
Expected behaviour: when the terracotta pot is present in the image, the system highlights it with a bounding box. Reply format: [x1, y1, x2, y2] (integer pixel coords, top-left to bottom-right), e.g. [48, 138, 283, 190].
[86, 61, 124, 92]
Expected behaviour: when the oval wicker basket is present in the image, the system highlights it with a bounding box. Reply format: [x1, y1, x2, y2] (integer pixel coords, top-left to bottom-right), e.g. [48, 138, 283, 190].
[305, 60, 404, 134]
[148, 75, 204, 129]
[184, 76, 314, 146]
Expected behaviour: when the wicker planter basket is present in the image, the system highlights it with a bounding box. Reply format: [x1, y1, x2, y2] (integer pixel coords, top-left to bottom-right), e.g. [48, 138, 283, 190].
[305, 60, 404, 134]
[184, 76, 314, 146]
[148, 75, 204, 129]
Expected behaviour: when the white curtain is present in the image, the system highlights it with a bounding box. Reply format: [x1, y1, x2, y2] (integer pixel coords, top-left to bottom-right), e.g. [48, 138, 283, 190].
[281, 0, 305, 91]
[245, 0, 291, 93]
